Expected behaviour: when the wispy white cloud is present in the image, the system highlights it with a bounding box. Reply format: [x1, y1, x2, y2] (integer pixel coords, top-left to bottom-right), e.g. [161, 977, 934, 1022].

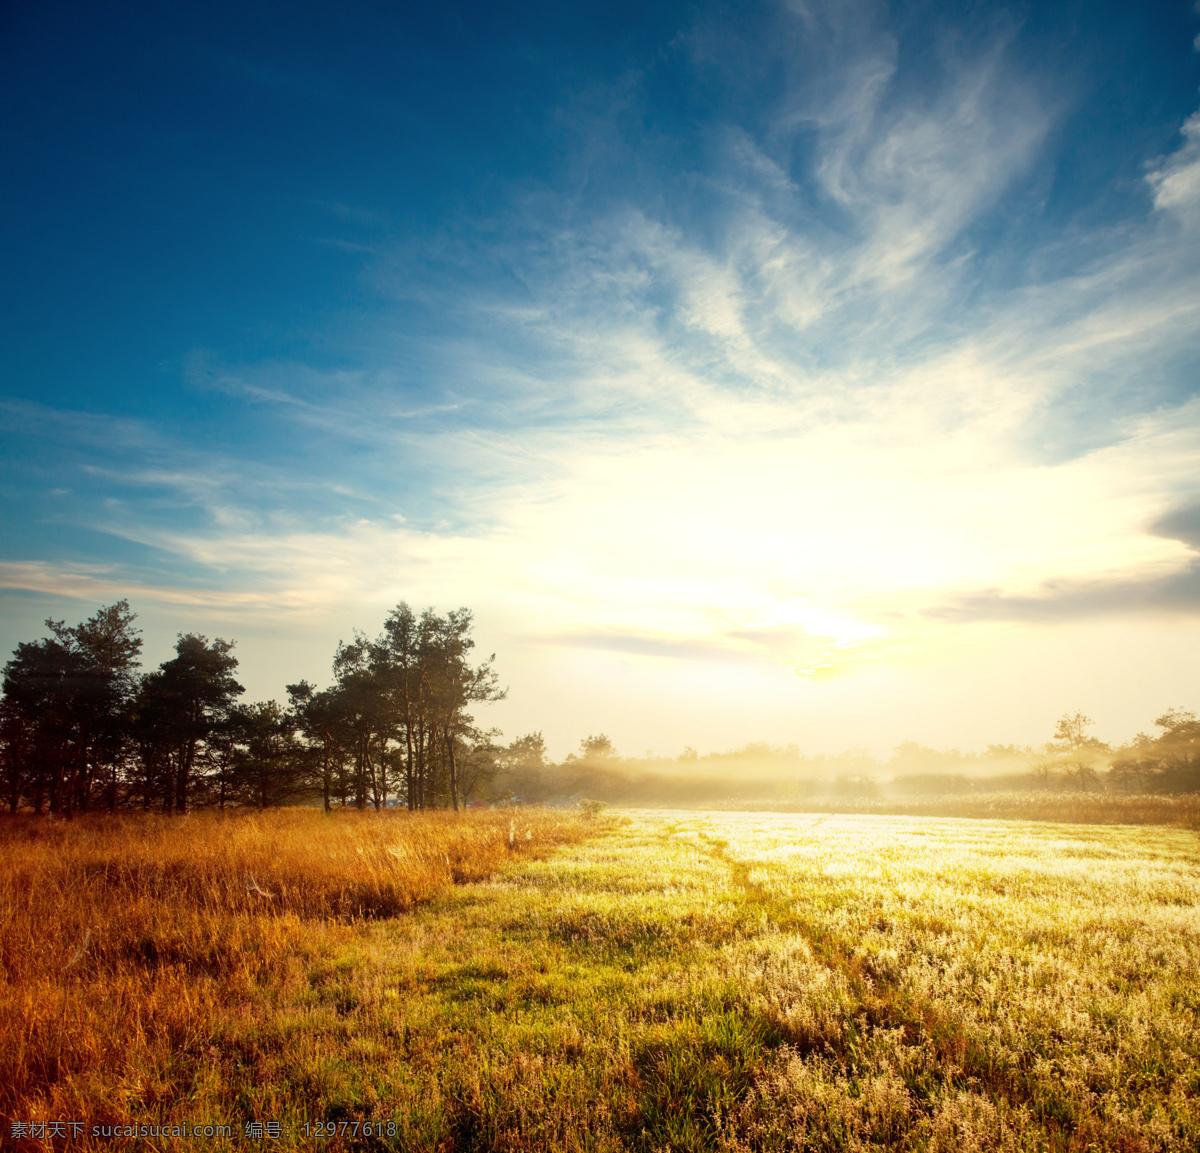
[0, 561, 272, 610]
[1148, 111, 1200, 226]
[0, 398, 173, 454]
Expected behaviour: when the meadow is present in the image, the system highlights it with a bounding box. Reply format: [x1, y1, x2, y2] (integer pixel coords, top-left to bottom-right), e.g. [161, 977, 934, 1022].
[3, 806, 1199, 1151]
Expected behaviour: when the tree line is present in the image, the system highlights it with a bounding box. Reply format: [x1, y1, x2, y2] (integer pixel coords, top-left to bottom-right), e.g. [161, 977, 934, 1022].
[1050, 708, 1200, 794]
[3, 601, 1198, 814]
[0, 601, 504, 814]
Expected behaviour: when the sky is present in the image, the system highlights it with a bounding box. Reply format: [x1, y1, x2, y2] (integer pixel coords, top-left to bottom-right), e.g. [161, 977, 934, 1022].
[3, 0, 1200, 759]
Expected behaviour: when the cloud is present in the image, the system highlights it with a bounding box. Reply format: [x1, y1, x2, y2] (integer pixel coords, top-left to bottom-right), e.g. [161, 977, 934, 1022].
[0, 399, 171, 455]
[807, 39, 1048, 290]
[927, 565, 1200, 623]
[0, 562, 274, 610]
[1148, 112, 1200, 226]
[1152, 502, 1200, 550]
[927, 494, 1200, 623]
[541, 623, 843, 667]
[544, 631, 751, 662]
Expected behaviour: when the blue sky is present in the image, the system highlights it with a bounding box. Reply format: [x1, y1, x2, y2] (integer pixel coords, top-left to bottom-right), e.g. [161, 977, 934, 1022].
[3, 0, 1200, 756]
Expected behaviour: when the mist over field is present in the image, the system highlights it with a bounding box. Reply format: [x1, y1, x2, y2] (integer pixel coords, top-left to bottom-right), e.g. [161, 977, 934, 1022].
[499, 740, 1035, 804]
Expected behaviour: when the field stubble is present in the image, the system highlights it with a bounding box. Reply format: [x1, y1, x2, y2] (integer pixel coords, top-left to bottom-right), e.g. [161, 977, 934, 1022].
[2, 808, 1199, 1152]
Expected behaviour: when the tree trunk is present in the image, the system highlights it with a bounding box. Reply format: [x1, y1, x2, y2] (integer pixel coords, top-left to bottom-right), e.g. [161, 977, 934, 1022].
[354, 736, 367, 810]
[367, 738, 382, 810]
[404, 717, 415, 812]
[175, 739, 194, 812]
[445, 725, 459, 812]
[322, 733, 332, 813]
[415, 723, 426, 811]
[48, 745, 66, 814]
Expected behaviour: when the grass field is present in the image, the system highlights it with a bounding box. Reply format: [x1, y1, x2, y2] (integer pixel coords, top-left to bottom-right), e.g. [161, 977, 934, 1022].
[4, 808, 1199, 1151]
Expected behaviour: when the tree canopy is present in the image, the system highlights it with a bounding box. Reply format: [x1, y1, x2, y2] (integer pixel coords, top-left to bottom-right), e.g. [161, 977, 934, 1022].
[0, 601, 505, 813]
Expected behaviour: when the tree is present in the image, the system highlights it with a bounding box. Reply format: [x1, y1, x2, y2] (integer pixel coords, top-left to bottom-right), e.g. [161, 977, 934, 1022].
[137, 635, 242, 811]
[504, 732, 548, 771]
[453, 728, 502, 804]
[420, 608, 505, 811]
[1150, 708, 1200, 791]
[374, 603, 425, 811]
[286, 680, 343, 812]
[1108, 731, 1156, 793]
[0, 695, 35, 812]
[330, 633, 387, 810]
[562, 733, 624, 799]
[61, 601, 144, 810]
[0, 601, 142, 813]
[300, 604, 506, 814]
[1048, 711, 1109, 792]
[1031, 757, 1058, 791]
[576, 734, 616, 760]
[493, 732, 549, 802]
[1112, 709, 1200, 794]
[228, 700, 303, 808]
[1, 634, 80, 813]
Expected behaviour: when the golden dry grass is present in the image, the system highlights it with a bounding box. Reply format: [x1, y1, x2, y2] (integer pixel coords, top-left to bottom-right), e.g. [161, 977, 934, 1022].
[3, 808, 1198, 1152]
[0, 807, 599, 1146]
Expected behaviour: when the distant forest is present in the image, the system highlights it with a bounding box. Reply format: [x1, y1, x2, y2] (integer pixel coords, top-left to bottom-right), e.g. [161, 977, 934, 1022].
[2, 601, 1198, 815]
